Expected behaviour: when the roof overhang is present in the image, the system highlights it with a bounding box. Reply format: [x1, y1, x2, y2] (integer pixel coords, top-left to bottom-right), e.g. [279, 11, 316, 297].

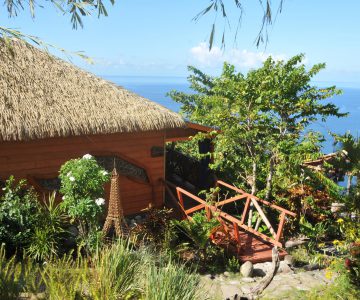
[165, 121, 218, 142]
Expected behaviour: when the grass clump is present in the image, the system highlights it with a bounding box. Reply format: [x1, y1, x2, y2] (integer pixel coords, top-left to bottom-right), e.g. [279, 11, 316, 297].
[143, 259, 202, 300]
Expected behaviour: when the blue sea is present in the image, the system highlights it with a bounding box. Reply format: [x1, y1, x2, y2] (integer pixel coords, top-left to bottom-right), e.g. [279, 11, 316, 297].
[104, 76, 360, 154]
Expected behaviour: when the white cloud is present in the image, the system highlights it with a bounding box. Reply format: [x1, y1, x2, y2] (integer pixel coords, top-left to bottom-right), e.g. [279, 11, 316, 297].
[190, 42, 223, 67]
[189, 42, 287, 70]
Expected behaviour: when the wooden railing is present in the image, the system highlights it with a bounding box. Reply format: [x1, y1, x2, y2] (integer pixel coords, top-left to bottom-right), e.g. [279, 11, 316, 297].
[164, 179, 296, 248]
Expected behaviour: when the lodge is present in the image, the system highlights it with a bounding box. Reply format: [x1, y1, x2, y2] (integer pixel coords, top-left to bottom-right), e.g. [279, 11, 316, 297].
[0, 38, 208, 215]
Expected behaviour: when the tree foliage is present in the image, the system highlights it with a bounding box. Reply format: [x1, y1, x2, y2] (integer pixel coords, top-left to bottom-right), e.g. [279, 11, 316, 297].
[169, 54, 345, 202]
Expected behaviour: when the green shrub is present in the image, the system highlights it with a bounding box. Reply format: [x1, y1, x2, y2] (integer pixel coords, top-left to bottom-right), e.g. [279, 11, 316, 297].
[59, 154, 110, 250]
[226, 256, 240, 273]
[0, 176, 40, 254]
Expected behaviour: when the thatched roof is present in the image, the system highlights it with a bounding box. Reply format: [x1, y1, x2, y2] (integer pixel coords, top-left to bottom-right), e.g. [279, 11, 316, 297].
[0, 39, 185, 142]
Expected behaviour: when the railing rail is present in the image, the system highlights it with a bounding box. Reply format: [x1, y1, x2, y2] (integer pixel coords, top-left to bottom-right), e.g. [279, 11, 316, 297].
[163, 179, 296, 248]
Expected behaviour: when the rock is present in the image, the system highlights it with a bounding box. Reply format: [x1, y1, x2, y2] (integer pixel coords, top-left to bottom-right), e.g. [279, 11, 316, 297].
[224, 271, 230, 277]
[240, 261, 253, 278]
[284, 255, 294, 267]
[253, 268, 266, 277]
[285, 239, 308, 249]
[278, 261, 294, 274]
[253, 261, 272, 277]
[304, 264, 320, 271]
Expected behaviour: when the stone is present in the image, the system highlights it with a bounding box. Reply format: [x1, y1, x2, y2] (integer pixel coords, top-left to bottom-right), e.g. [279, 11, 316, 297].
[278, 261, 294, 274]
[284, 255, 294, 267]
[240, 261, 253, 278]
[304, 264, 320, 271]
[224, 271, 230, 277]
[253, 261, 272, 277]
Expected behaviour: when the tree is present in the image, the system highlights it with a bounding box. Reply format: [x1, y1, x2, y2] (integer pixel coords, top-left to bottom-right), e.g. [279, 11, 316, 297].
[169, 54, 345, 202]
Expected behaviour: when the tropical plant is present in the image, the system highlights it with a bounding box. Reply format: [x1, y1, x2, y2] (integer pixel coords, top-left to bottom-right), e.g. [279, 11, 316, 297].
[27, 193, 68, 261]
[59, 154, 110, 248]
[0, 176, 40, 254]
[172, 211, 220, 261]
[129, 207, 173, 248]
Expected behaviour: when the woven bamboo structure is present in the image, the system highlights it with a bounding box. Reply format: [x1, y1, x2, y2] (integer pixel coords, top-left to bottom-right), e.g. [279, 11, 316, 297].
[0, 38, 185, 142]
[103, 168, 125, 237]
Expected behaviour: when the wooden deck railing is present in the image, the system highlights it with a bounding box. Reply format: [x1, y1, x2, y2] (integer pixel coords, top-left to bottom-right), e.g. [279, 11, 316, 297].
[164, 179, 296, 248]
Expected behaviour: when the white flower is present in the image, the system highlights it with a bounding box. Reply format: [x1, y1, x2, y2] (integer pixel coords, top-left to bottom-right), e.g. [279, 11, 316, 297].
[102, 170, 108, 176]
[95, 198, 105, 206]
[62, 196, 66, 200]
[69, 176, 75, 182]
[67, 171, 72, 177]
[1, 187, 5, 191]
[82, 154, 93, 159]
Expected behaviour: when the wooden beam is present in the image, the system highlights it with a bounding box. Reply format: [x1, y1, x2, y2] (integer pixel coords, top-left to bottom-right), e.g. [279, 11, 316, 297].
[176, 188, 185, 208]
[241, 196, 251, 225]
[250, 197, 277, 239]
[185, 203, 206, 214]
[215, 194, 248, 207]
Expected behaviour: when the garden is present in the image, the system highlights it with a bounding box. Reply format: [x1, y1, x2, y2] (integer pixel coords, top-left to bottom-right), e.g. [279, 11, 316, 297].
[1, 55, 360, 299]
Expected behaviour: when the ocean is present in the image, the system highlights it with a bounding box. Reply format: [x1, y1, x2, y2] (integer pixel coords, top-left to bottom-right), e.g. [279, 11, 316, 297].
[104, 76, 360, 154]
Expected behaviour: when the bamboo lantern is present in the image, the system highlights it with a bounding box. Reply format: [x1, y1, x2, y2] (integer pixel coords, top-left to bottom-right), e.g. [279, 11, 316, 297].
[102, 168, 125, 237]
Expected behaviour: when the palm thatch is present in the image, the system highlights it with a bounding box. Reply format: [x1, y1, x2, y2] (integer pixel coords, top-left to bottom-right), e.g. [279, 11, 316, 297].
[0, 39, 185, 142]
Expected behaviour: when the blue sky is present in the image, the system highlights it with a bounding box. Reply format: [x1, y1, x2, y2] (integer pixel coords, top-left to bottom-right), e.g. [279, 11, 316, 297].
[2, 0, 360, 86]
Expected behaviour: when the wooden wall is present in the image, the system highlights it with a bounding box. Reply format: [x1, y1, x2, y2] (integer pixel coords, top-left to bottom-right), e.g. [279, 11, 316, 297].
[0, 131, 166, 216]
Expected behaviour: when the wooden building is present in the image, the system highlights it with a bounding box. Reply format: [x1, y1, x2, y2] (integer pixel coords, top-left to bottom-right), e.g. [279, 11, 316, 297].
[0, 39, 204, 215]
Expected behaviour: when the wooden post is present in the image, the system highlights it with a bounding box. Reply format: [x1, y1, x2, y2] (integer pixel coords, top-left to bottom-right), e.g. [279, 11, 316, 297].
[276, 212, 286, 242]
[233, 222, 240, 243]
[241, 196, 251, 225]
[205, 206, 212, 220]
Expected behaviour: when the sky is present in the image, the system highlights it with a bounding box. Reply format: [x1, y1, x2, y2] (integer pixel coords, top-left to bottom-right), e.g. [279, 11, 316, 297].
[2, 0, 360, 86]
